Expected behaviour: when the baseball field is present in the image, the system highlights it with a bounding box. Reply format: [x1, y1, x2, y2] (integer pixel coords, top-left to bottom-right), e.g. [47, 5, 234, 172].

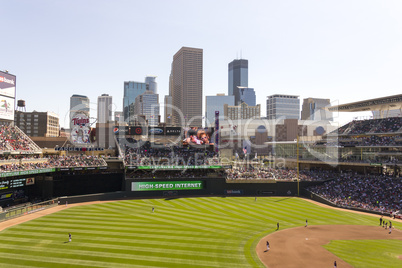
[0, 197, 401, 267]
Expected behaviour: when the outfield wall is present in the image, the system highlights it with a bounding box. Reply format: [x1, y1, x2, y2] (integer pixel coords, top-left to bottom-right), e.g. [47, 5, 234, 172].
[58, 178, 321, 204]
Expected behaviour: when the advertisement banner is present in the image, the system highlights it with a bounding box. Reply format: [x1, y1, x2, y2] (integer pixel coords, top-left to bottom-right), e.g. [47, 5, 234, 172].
[0, 95, 15, 121]
[135, 165, 223, 170]
[0, 71, 16, 98]
[224, 189, 243, 195]
[0, 168, 56, 178]
[148, 127, 165, 135]
[70, 113, 91, 144]
[132, 181, 203, 191]
[129, 126, 146, 135]
[165, 127, 182, 136]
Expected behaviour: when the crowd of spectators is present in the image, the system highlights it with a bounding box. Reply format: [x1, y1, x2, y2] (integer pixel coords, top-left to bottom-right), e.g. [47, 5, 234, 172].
[332, 117, 402, 135]
[307, 173, 401, 215]
[317, 135, 402, 147]
[226, 167, 337, 181]
[0, 124, 37, 151]
[0, 154, 107, 173]
[123, 144, 219, 166]
[128, 169, 225, 179]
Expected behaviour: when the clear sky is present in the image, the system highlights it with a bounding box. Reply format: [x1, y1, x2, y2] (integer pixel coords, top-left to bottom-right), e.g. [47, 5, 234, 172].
[1, 0, 402, 128]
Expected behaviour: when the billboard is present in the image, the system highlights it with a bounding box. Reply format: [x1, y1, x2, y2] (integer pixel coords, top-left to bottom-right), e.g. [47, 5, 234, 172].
[0, 71, 16, 98]
[183, 127, 214, 146]
[165, 127, 182, 136]
[131, 181, 203, 191]
[133, 165, 225, 170]
[0, 95, 15, 121]
[70, 113, 91, 144]
[114, 126, 182, 136]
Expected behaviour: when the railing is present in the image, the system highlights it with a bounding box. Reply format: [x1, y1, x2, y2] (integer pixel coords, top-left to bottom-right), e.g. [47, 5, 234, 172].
[0, 198, 58, 222]
[13, 126, 42, 152]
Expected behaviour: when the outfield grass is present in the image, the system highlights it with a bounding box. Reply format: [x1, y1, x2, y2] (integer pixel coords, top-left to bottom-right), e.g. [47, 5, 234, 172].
[0, 197, 400, 267]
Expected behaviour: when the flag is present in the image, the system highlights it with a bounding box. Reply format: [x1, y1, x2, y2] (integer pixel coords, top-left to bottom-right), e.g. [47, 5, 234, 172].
[243, 147, 247, 154]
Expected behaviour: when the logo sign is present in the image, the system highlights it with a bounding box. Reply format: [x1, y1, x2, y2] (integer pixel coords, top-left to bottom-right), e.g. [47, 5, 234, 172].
[26, 177, 35, 185]
[70, 113, 91, 144]
[224, 189, 243, 195]
[132, 181, 203, 191]
[148, 127, 164, 135]
[0, 71, 16, 98]
[165, 127, 182, 136]
[113, 127, 119, 134]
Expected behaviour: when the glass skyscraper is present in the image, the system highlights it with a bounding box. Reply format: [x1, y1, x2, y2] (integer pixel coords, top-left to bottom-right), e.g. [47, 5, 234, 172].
[123, 81, 147, 121]
[133, 91, 160, 126]
[228, 59, 248, 104]
[237, 87, 256, 106]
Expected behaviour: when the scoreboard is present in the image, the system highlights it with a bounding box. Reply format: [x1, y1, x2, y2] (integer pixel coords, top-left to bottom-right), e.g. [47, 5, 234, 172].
[0, 177, 34, 191]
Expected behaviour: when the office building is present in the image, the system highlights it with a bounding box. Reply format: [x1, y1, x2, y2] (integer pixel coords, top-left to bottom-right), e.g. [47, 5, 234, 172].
[170, 47, 203, 127]
[133, 90, 160, 126]
[97, 94, 113, 124]
[237, 87, 256, 106]
[70, 94, 90, 129]
[205, 94, 235, 126]
[123, 81, 147, 121]
[164, 95, 173, 125]
[266, 94, 300, 120]
[228, 59, 248, 104]
[145, 76, 157, 94]
[123, 76, 159, 122]
[301, 97, 333, 121]
[15, 110, 59, 137]
[224, 102, 260, 120]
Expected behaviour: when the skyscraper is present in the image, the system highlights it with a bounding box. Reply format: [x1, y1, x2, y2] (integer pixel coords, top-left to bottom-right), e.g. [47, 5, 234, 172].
[170, 47, 203, 127]
[123, 77, 159, 122]
[133, 90, 160, 126]
[266, 94, 300, 120]
[228, 59, 248, 104]
[123, 81, 147, 121]
[237, 87, 256, 106]
[97, 94, 113, 124]
[145, 76, 157, 94]
[164, 95, 173, 125]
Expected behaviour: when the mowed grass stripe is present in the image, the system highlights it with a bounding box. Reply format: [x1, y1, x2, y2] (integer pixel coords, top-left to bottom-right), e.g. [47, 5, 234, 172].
[0, 243, 242, 266]
[0, 236, 239, 253]
[13, 224, 230, 238]
[3, 230, 229, 244]
[0, 241, 242, 260]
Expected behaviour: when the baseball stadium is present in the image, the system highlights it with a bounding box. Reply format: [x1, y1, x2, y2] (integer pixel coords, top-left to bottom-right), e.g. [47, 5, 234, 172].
[0, 92, 402, 267]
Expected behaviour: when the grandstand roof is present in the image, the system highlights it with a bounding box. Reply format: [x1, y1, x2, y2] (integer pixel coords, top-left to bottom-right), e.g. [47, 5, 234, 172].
[327, 94, 402, 112]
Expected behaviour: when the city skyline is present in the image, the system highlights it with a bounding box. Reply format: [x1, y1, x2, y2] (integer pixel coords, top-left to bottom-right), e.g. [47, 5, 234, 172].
[1, 1, 402, 128]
